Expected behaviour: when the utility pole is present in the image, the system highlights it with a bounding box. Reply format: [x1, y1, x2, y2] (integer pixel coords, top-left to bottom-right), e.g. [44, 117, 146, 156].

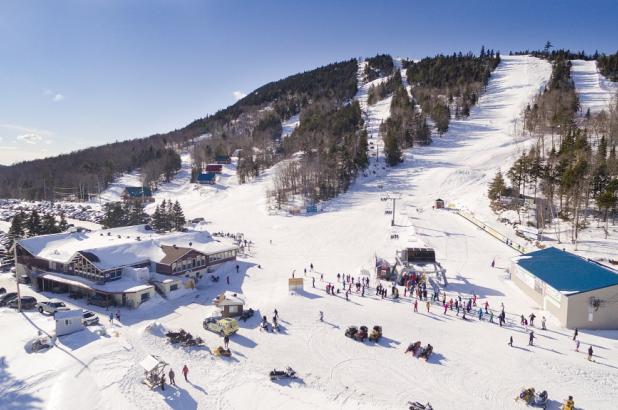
[14, 239, 21, 313]
[391, 198, 396, 226]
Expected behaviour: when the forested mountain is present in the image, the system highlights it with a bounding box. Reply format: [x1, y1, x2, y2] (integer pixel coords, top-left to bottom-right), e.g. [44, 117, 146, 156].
[0, 60, 358, 200]
[404, 48, 500, 135]
[364, 54, 394, 82]
[597, 52, 618, 81]
[492, 50, 618, 241]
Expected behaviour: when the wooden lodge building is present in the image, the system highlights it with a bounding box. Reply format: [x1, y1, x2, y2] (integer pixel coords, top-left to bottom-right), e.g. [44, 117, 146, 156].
[14, 225, 237, 308]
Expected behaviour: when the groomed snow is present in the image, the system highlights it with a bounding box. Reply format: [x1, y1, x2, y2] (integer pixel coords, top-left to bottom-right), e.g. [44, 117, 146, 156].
[571, 59, 618, 115]
[2, 56, 618, 410]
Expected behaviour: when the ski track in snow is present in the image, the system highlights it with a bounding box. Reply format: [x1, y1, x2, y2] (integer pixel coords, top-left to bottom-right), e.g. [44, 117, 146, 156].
[571, 59, 618, 116]
[3, 56, 618, 410]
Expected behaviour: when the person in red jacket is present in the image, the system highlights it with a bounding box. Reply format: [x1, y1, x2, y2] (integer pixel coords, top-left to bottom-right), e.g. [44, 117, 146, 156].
[182, 364, 189, 382]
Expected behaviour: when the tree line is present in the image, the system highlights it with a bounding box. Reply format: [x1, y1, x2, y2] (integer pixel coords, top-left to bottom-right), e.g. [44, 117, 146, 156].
[7, 210, 69, 243]
[100, 198, 186, 232]
[364, 54, 394, 82]
[268, 101, 366, 206]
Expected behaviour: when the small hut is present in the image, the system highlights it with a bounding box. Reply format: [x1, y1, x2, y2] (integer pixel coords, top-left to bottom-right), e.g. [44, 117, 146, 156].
[140, 355, 168, 389]
[435, 198, 445, 209]
[55, 309, 84, 336]
[213, 291, 245, 317]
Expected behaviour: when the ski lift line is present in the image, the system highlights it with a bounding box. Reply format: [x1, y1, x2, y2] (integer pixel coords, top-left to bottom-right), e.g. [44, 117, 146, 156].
[457, 211, 527, 254]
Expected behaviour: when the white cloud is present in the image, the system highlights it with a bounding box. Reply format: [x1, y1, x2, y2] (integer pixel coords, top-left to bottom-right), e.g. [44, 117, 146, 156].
[16, 133, 45, 144]
[232, 90, 246, 100]
[43, 89, 65, 102]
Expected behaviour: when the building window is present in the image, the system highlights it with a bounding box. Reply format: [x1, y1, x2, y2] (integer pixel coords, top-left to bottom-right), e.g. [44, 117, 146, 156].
[170, 284, 178, 291]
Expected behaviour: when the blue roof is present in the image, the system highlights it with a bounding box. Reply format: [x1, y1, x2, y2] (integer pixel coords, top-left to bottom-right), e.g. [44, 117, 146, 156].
[197, 172, 216, 182]
[517, 247, 618, 294]
[124, 186, 152, 197]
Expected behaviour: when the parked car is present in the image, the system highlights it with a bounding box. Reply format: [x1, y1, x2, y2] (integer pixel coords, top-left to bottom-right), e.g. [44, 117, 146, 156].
[0, 292, 18, 306]
[8, 296, 38, 310]
[36, 299, 70, 315]
[87, 294, 114, 307]
[203, 317, 239, 336]
[82, 310, 100, 326]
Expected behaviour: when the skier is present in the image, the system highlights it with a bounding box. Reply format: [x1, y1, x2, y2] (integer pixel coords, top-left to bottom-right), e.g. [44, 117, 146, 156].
[491, 258, 495, 268]
[319, 311, 323, 322]
[109, 312, 114, 324]
[273, 315, 278, 330]
[274, 309, 279, 320]
[160, 374, 166, 391]
[426, 300, 430, 313]
[508, 336, 513, 347]
[224, 335, 230, 349]
[182, 365, 189, 382]
[478, 308, 483, 321]
[489, 311, 494, 323]
[576, 340, 580, 352]
[226, 276, 230, 285]
[520, 314, 525, 325]
[529, 313, 536, 327]
[529, 331, 535, 346]
[116, 309, 120, 322]
[587, 345, 594, 361]
[312, 277, 315, 288]
[320, 273, 323, 281]
[310, 263, 314, 271]
[168, 368, 176, 386]
[541, 316, 546, 330]
[484, 301, 489, 314]
[414, 299, 418, 312]
[573, 328, 578, 341]
[236, 264, 239, 273]
[443, 302, 448, 315]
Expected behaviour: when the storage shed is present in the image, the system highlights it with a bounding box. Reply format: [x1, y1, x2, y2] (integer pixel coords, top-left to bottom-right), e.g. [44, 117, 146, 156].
[435, 199, 445, 209]
[197, 172, 216, 185]
[511, 247, 618, 329]
[213, 291, 245, 317]
[55, 309, 84, 336]
[205, 164, 223, 174]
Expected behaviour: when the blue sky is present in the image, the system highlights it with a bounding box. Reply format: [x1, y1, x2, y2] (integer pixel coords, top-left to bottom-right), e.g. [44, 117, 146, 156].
[1, 0, 617, 164]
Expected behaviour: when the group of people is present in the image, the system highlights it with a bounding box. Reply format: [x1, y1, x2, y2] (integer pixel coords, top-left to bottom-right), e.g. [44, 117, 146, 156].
[159, 364, 190, 391]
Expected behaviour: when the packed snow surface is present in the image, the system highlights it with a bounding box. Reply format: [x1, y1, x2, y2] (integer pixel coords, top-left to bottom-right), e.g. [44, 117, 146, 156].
[2, 56, 618, 410]
[571, 59, 618, 115]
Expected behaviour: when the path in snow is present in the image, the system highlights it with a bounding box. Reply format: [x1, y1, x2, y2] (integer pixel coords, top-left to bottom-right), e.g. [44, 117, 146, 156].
[571, 59, 618, 115]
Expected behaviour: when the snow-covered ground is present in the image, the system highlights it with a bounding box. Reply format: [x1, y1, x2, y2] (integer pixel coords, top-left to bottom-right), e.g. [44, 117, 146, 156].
[281, 114, 300, 139]
[571, 59, 618, 115]
[3, 55, 618, 410]
[99, 172, 144, 203]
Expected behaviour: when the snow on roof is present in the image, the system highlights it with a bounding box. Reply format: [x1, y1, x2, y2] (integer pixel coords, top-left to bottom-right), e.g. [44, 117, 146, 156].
[54, 309, 83, 320]
[18, 225, 236, 271]
[140, 355, 166, 372]
[214, 291, 245, 306]
[37, 272, 154, 294]
[516, 247, 618, 294]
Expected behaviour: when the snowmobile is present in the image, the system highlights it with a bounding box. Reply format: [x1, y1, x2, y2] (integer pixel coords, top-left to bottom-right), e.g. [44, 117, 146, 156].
[368, 325, 382, 342]
[418, 344, 433, 361]
[269, 367, 297, 381]
[210, 274, 220, 282]
[213, 346, 232, 357]
[239, 308, 254, 322]
[408, 401, 433, 410]
[517, 388, 548, 409]
[354, 326, 368, 342]
[345, 326, 358, 338]
[405, 341, 422, 355]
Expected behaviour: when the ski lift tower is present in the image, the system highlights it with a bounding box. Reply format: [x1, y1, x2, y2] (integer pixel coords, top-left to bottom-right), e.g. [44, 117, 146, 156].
[385, 192, 402, 226]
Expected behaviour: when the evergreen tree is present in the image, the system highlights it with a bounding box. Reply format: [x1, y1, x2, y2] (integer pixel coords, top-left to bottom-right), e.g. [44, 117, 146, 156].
[355, 129, 369, 169]
[40, 213, 59, 234]
[101, 202, 126, 228]
[151, 203, 164, 231]
[488, 171, 507, 200]
[432, 103, 450, 136]
[7, 212, 25, 243]
[383, 130, 402, 166]
[58, 212, 69, 232]
[25, 210, 42, 236]
[172, 201, 186, 231]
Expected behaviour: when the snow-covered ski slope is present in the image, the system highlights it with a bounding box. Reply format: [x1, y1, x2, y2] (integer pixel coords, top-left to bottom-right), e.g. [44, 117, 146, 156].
[3, 56, 618, 410]
[571, 59, 618, 115]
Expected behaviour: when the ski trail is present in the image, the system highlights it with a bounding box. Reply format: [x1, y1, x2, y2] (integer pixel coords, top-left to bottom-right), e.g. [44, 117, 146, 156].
[571, 59, 618, 116]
